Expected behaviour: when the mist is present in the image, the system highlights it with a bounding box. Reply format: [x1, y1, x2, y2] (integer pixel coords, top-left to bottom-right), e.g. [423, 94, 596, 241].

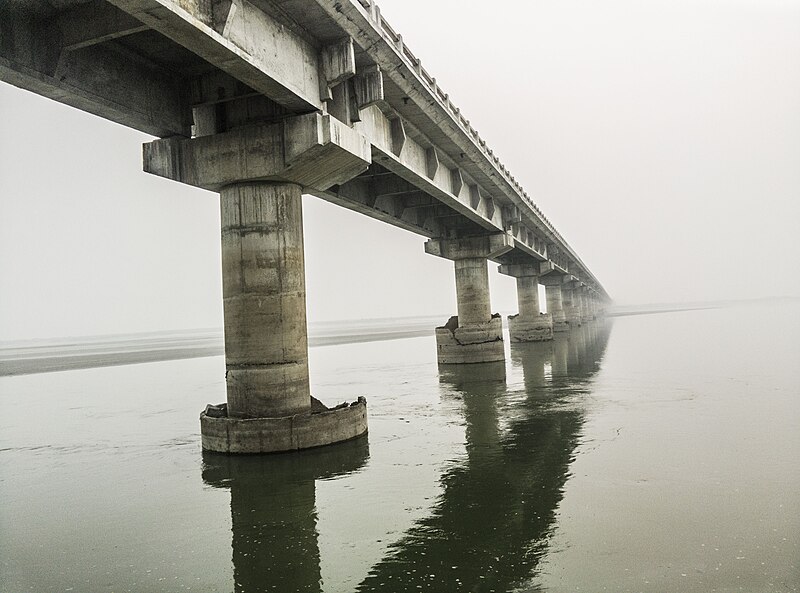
[1, 0, 798, 340]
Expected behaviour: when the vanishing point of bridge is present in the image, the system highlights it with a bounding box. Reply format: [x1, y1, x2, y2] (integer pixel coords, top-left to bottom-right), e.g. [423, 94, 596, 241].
[1, 0, 610, 453]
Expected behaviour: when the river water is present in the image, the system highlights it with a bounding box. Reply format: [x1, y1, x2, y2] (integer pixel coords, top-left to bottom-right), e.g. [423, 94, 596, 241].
[1, 304, 798, 592]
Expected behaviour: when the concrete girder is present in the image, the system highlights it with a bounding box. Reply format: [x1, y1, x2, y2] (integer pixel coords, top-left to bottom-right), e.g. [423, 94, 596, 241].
[357, 105, 504, 232]
[58, 1, 150, 51]
[314, 0, 606, 291]
[315, 168, 445, 237]
[0, 5, 191, 137]
[108, 0, 324, 112]
[507, 223, 547, 261]
[538, 261, 569, 282]
[0, 0, 608, 299]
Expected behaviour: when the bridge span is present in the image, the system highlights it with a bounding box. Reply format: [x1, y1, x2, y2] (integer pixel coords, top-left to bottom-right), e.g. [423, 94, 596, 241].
[1, 0, 610, 453]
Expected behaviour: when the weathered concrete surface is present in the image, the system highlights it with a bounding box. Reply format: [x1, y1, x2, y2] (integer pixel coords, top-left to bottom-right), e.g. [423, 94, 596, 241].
[561, 285, 583, 328]
[545, 284, 569, 332]
[221, 182, 310, 418]
[454, 258, 492, 325]
[207, 180, 369, 451]
[508, 314, 554, 343]
[0, 0, 612, 453]
[497, 264, 553, 342]
[427, 235, 511, 364]
[200, 397, 368, 454]
[0, 0, 610, 306]
[144, 113, 371, 192]
[435, 315, 505, 364]
[579, 287, 593, 322]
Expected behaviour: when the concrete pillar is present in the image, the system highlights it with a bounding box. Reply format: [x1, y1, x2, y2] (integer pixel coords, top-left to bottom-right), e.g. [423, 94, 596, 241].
[454, 258, 491, 325]
[221, 182, 310, 418]
[498, 263, 553, 342]
[142, 112, 373, 454]
[588, 291, 597, 320]
[425, 234, 513, 364]
[578, 287, 591, 323]
[516, 276, 541, 318]
[561, 285, 582, 328]
[545, 284, 569, 332]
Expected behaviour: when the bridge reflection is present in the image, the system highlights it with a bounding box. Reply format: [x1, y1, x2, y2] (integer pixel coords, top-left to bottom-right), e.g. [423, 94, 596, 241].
[202, 320, 611, 592]
[202, 439, 370, 593]
[356, 321, 611, 592]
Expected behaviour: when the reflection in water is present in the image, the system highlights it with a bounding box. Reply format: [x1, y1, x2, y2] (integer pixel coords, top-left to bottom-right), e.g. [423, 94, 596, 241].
[357, 321, 612, 593]
[202, 438, 370, 593]
[200, 321, 611, 593]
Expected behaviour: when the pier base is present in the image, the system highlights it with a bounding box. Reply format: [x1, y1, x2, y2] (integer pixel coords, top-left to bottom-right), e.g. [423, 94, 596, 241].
[435, 315, 506, 364]
[201, 397, 368, 454]
[508, 313, 554, 342]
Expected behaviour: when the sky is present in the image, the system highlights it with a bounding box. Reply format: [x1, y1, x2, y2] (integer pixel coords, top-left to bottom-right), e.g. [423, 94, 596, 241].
[1, 0, 799, 340]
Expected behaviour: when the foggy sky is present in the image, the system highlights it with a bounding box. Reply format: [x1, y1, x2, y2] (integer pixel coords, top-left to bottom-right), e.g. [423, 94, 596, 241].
[1, 0, 799, 340]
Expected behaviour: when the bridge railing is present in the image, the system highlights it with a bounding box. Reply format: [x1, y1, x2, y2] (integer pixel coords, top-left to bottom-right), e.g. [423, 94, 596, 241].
[353, 0, 601, 289]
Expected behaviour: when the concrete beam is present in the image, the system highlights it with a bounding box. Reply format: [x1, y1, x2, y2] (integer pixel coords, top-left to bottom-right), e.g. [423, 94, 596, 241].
[0, 7, 190, 137]
[58, 1, 149, 51]
[353, 65, 384, 109]
[108, 0, 324, 112]
[358, 106, 503, 231]
[539, 260, 568, 280]
[314, 169, 444, 237]
[320, 37, 355, 88]
[315, 0, 604, 288]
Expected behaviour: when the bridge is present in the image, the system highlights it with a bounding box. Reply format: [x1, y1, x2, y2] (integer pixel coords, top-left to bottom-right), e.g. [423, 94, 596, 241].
[1, 0, 610, 453]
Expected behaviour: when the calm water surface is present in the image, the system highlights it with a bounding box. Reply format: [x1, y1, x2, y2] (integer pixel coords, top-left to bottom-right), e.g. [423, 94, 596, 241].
[1, 304, 798, 592]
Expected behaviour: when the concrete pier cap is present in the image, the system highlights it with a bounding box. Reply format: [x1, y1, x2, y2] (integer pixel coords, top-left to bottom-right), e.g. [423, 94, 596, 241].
[143, 112, 372, 454]
[425, 233, 513, 364]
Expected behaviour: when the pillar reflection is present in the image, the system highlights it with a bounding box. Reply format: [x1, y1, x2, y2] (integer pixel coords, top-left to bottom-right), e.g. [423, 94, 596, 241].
[356, 321, 612, 592]
[202, 439, 369, 593]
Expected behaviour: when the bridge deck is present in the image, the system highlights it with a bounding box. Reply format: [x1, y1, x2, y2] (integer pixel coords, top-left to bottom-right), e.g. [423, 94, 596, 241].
[0, 0, 608, 298]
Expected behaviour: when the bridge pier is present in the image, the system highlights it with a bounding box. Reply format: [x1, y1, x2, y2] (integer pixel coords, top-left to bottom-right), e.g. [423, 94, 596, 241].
[543, 282, 570, 332]
[219, 182, 311, 419]
[498, 264, 553, 342]
[561, 283, 583, 328]
[578, 286, 592, 322]
[142, 113, 372, 454]
[425, 234, 512, 364]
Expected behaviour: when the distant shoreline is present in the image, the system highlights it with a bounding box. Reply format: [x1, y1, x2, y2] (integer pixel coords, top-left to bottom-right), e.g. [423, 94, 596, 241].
[0, 326, 436, 377]
[607, 305, 719, 317]
[2, 299, 797, 377]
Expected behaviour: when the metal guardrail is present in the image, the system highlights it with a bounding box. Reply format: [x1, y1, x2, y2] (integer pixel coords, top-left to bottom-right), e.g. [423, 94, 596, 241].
[353, 0, 603, 291]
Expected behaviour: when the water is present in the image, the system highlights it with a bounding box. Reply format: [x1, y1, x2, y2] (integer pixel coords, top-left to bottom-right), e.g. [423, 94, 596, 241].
[0, 304, 798, 592]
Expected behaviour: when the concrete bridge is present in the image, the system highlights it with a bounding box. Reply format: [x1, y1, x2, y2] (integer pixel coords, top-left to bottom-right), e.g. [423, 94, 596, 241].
[1, 0, 610, 453]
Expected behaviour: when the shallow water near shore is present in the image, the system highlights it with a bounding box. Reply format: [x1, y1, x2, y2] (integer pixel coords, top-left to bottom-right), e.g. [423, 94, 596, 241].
[1, 304, 798, 592]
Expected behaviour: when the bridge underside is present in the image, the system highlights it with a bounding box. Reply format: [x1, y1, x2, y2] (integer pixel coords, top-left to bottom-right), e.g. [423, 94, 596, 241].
[1, 0, 609, 453]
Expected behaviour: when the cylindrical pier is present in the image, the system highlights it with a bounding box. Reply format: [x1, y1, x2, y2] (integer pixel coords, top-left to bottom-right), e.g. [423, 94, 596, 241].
[220, 182, 311, 419]
[505, 272, 553, 342]
[545, 284, 569, 332]
[516, 276, 540, 318]
[455, 257, 491, 325]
